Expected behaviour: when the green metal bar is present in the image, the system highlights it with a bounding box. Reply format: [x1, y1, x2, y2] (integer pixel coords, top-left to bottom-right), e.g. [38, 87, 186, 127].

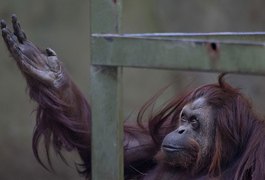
[90, 0, 122, 33]
[92, 34, 265, 75]
[93, 32, 265, 41]
[90, 66, 123, 180]
[90, 0, 123, 180]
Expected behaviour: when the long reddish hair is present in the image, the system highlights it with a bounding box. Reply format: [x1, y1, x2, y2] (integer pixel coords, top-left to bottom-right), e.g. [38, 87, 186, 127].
[27, 75, 91, 177]
[138, 74, 265, 179]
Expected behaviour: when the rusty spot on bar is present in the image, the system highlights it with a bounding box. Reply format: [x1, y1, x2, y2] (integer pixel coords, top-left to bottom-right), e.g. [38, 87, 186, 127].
[113, 0, 117, 4]
[207, 42, 220, 57]
[206, 42, 220, 67]
[210, 42, 217, 51]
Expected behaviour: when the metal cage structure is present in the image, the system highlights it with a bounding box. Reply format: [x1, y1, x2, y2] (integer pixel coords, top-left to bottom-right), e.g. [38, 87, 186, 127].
[90, 0, 265, 179]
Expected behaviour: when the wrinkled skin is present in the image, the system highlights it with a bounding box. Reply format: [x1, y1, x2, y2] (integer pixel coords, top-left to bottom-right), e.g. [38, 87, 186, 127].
[1, 15, 64, 88]
[156, 97, 215, 172]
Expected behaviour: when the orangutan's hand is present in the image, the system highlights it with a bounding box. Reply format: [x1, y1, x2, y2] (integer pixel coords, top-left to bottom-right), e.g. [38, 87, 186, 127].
[1, 15, 65, 88]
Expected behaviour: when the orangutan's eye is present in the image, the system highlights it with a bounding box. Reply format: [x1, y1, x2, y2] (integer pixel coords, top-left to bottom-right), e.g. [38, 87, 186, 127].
[180, 113, 187, 123]
[190, 116, 199, 129]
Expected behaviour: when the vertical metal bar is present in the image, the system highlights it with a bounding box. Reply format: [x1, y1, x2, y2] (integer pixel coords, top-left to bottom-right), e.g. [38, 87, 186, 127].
[90, 0, 123, 180]
[91, 0, 122, 33]
[90, 66, 123, 180]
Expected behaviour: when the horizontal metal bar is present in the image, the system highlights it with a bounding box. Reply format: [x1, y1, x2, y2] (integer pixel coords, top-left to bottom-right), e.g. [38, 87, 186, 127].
[92, 32, 265, 41]
[93, 32, 265, 37]
[91, 34, 265, 75]
[93, 36, 265, 46]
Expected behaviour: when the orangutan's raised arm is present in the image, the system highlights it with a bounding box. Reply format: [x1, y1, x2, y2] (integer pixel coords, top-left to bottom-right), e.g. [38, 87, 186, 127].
[1, 15, 91, 176]
[1, 15, 160, 179]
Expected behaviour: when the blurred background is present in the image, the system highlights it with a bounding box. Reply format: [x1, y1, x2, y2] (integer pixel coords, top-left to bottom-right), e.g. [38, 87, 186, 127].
[1, 0, 265, 179]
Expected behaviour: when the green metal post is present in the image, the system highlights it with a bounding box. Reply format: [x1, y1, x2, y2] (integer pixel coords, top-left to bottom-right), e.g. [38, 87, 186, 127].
[90, 0, 123, 180]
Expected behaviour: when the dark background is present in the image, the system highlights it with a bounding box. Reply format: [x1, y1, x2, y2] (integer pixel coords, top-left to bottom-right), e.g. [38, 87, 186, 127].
[1, 0, 265, 179]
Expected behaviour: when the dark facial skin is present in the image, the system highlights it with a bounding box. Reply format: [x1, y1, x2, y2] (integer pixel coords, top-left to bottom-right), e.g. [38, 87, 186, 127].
[159, 97, 215, 170]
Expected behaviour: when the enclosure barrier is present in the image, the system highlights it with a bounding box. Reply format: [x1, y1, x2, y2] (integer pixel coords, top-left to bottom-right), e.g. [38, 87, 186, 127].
[90, 0, 265, 180]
